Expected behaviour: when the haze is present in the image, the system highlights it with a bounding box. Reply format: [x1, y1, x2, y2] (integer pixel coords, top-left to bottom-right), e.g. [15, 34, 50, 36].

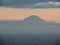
[0, 7, 60, 23]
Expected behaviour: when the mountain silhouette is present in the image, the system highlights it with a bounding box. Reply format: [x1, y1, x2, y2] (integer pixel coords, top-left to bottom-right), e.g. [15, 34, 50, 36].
[0, 15, 60, 34]
[23, 15, 46, 23]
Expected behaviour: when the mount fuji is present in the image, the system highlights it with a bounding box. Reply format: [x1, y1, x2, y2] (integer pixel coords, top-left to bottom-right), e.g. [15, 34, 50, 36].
[0, 15, 60, 34]
[22, 15, 46, 23]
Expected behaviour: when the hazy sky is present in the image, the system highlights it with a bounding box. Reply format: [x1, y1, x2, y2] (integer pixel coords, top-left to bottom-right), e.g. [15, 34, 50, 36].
[0, 7, 60, 23]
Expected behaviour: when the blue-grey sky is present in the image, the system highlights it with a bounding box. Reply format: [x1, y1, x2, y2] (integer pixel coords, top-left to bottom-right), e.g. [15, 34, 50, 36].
[0, 0, 60, 8]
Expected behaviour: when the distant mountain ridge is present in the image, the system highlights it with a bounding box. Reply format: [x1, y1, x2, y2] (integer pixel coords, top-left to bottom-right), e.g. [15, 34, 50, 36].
[0, 15, 60, 34]
[23, 15, 46, 23]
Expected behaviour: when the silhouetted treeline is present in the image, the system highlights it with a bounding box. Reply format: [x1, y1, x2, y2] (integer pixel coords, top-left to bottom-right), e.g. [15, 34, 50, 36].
[0, 35, 4, 45]
[0, 38, 58, 45]
[0, 34, 60, 45]
[55, 40, 60, 45]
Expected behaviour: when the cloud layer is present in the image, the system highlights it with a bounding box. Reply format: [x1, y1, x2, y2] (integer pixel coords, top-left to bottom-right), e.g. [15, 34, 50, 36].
[0, 0, 60, 8]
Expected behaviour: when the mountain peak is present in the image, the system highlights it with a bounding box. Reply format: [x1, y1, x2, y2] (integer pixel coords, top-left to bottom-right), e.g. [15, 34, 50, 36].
[28, 15, 40, 18]
[23, 15, 46, 23]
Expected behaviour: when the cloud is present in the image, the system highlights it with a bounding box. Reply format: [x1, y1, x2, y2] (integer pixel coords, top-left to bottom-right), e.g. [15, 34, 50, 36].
[29, 2, 60, 8]
[0, 0, 60, 8]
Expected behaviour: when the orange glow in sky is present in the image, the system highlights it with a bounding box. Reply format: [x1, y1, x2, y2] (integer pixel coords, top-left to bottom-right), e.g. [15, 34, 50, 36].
[0, 7, 60, 23]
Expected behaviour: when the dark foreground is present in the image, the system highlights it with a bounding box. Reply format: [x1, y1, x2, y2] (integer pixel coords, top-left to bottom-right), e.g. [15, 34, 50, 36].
[0, 34, 60, 45]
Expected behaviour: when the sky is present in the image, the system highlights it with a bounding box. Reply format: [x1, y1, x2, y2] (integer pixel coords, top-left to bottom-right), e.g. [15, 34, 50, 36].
[0, 0, 60, 8]
[0, 0, 60, 34]
[0, 7, 60, 23]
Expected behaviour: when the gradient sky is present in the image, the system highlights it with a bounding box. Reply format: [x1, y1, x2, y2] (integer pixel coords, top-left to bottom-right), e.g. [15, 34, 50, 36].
[0, 7, 60, 23]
